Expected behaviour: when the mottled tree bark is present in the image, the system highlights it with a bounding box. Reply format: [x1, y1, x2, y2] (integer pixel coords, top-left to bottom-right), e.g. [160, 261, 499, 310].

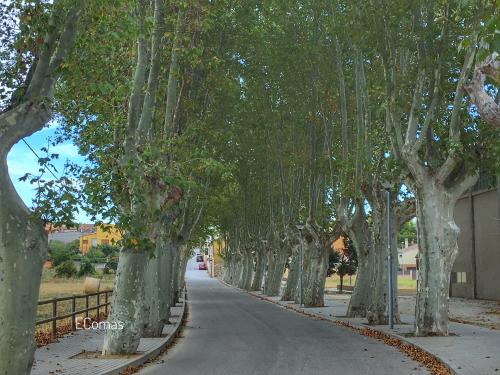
[241, 247, 254, 290]
[170, 242, 182, 304]
[176, 245, 189, 296]
[142, 246, 163, 337]
[281, 243, 300, 301]
[102, 248, 148, 355]
[465, 53, 500, 128]
[0, 4, 81, 373]
[338, 201, 374, 318]
[300, 223, 329, 307]
[251, 244, 266, 291]
[413, 180, 475, 335]
[0, 168, 47, 374]
[263, 244, 286, 296]
[365, 189, 406, 325]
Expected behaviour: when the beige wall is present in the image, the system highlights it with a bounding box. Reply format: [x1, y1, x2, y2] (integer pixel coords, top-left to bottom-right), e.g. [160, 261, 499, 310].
[453, 188, 500, 301]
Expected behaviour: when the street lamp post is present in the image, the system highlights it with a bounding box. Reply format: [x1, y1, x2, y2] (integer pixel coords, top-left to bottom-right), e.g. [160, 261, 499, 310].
[384, 188, 395, 329]
[296, 223, 305, 307]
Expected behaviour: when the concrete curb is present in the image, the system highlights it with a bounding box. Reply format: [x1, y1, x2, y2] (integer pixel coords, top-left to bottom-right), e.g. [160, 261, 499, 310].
[100, 288, 187, 375]
[219, 278, 456, 375]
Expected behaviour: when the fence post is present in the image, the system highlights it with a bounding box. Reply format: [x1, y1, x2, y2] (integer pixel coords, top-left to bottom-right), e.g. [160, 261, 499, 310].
[51, 300, 57, 338]
[105, 291, 109, 316]
[71, 296, 76, 331]
[96, 293, 100, 320]
[85, 295, 89, 319]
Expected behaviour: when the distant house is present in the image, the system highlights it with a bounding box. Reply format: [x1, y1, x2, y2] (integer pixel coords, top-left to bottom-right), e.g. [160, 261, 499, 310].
[46, 223, 96, 244]
[331, 236, 345, 252]
[398, 242, 418, 279]
[48, 231, 85, 244]
[79, 224, 122, 254]
[207, 239, 224, 277]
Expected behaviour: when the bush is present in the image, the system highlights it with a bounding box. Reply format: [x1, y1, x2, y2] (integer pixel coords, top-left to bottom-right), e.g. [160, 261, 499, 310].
[86, 247, 105, 262]
[104, 257, 118, 274]
[48, 240, 66, 253]
[55, 260, 77, 278]
[50, 247, 72, 267]
[77, 257, 95, 277]
[65, 239, 81, 254]
[98, 244, 119, 257]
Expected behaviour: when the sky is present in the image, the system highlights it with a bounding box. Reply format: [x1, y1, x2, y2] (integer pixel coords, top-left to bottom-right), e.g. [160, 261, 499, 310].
[7, 121, 93, 223]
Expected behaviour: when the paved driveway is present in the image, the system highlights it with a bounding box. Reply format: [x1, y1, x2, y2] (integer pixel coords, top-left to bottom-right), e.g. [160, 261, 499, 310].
[139, 259, 428, 375]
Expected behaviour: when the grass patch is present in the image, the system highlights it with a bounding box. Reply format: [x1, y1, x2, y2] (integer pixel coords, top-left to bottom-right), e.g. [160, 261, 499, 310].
[325, 274, 416, 290]
[36, 269, 115, 334]
[39, 273, 114, 300]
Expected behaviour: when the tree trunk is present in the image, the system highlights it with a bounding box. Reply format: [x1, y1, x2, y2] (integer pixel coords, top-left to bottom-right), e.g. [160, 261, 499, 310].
[142, 232, 176, 337]
[177, 245, 189, 294]
[238, 250, 250, 289]
[346, 214, 373, 318]
[339, 275, 344, 293]
[263, 247, 284, 296]
[281, 244, 300, 301]
[228, 257, 240, 286]
[251, 248, 266, 291]
[242, 250, 254, 290]
[230, 255, 242, 286]
[367, 227, 388, 324]
[0, 159, 47, 375]
[414, 185, 461, 336]
[102, 248, 148, 355]
[170, 243, 182, 304]
[142, 249, 163, 337]
[0, 5, 81, 371]
[160, 239, 175, 322]
[301, 225, 329, 307]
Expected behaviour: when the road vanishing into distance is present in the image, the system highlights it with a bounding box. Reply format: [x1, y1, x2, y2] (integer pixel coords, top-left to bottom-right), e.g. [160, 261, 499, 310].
[139, 259, 428, 375]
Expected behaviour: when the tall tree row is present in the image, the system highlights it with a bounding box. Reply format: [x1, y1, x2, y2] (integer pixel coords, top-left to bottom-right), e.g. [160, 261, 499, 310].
[0, 1, 498, 373]
[213, 0, 499, 336]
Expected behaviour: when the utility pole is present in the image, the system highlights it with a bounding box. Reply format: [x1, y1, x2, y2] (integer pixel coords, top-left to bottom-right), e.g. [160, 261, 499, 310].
[296, 223, 305, 307]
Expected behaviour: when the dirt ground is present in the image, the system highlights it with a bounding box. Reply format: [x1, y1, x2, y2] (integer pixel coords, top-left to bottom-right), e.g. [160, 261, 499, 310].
[398, 295, 500, 330]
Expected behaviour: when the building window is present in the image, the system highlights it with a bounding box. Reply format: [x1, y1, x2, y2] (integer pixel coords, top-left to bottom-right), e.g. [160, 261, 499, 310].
[452, 271, 467, 284]
[92, 238, 97, 247]
[101, 239, 109, 245]
[82, 240, 88, 245]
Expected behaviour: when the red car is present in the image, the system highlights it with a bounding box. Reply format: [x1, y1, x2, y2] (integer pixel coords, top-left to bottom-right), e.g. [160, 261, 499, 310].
[198, 262, 207, 270]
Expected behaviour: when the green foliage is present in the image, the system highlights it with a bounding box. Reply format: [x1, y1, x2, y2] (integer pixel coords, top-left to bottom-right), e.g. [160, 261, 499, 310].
[98, 244, 119, 257]
[66, 239, 81, 253]
[19, 0, 494, 269]
[398, 221, 417, 247]
[77, 256, 95, 277]
[55, 260, 77, 278]
[85, 247, 105, 262]
[104, 257, 118, 274]
[48, 239, 82, 266]
[48, 240, 67, 254]
[49, 241, 72, 266]
[329, 235, 358, 282]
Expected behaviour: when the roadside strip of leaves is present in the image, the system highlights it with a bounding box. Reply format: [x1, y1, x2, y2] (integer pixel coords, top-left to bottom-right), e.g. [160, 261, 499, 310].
[35, 312, 107, 347]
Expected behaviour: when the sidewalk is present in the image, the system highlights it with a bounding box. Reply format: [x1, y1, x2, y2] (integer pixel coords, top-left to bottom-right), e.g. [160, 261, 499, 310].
[245, 290, 500, 375]
[31, 299, 185, 375]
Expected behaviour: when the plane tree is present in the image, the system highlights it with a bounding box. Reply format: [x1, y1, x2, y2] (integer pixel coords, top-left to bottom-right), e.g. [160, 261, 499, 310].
[0, 1, 83, 373]
[361, 0, 499, 335]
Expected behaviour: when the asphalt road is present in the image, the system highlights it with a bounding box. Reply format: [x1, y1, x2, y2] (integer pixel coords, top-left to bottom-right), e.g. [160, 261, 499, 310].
[139, 258, 428, 375]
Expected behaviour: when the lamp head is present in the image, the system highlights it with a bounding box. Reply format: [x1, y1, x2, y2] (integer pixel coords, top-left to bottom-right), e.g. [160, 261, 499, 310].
[381, 181, 392, 191]
[295, 222, 305, 231]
